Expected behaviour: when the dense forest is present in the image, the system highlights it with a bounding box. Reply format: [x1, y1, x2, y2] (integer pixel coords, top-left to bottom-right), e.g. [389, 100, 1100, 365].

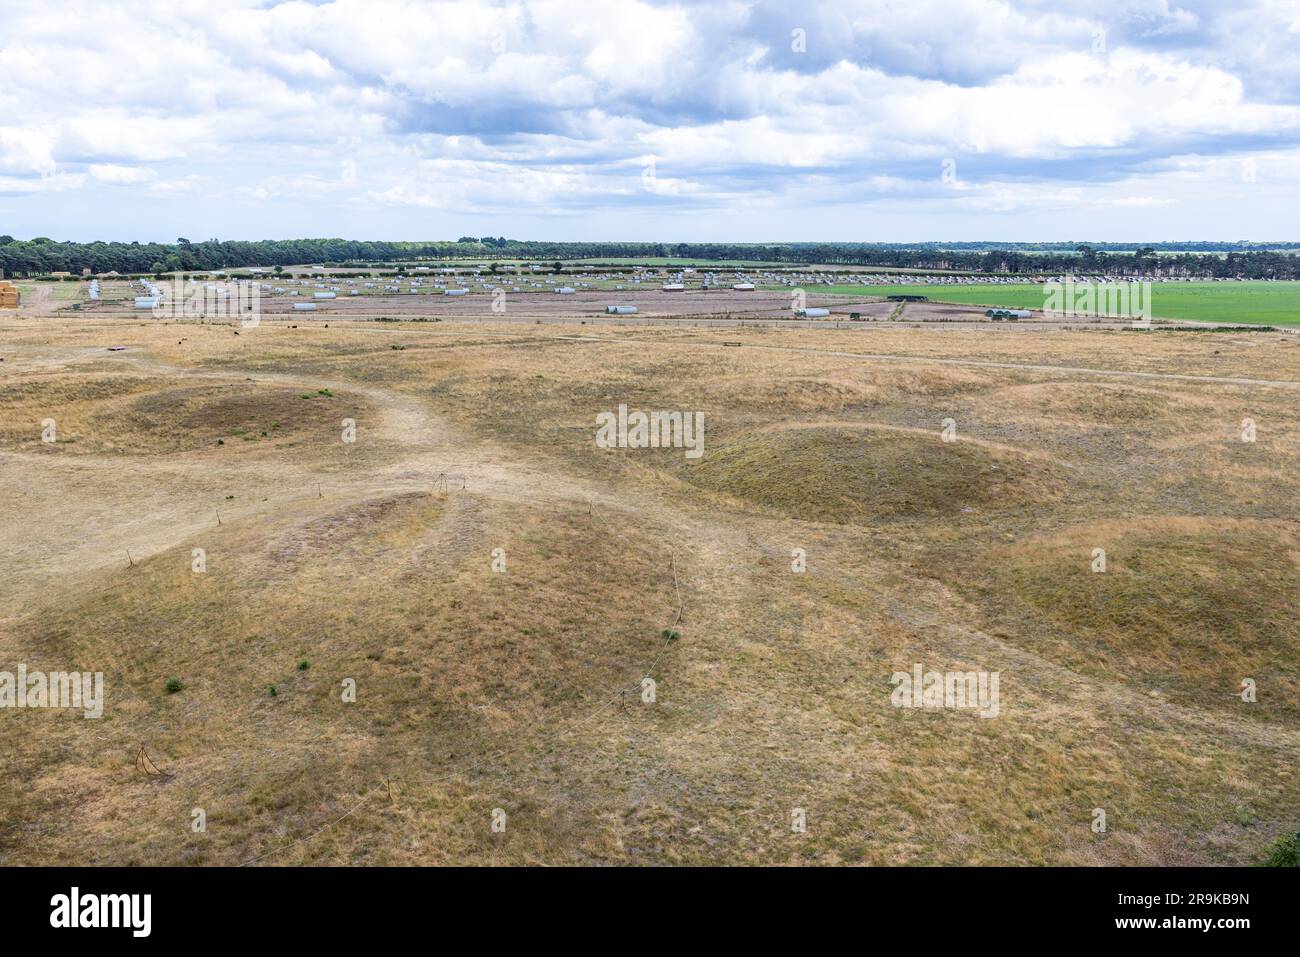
[3, 235, 1299, 279]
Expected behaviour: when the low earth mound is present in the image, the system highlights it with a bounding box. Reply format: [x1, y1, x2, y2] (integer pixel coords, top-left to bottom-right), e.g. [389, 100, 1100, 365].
[111, 383, 366, 453]
[988, 381, 1184, 425]
[941, 518, 1300, 719]
[681, 424, 1060, 524]
[0, 376, 369, 454]
[0, 492, 677, 865]
[0, 374, 160, 450]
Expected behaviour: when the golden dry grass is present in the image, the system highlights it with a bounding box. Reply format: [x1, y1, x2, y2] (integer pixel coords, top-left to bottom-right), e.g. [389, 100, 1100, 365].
[681, 424, 1061, 525]
[1, 314, 1298, 866]
[933, 518, 1300, 721]
[0, 374, 370, 455]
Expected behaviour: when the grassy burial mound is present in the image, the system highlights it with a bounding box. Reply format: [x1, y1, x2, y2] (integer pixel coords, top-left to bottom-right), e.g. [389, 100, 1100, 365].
[985, 381, 1182, 426]
[939, 518, 1300, 720]
[681, 424, 1062, 525]
[123, 383, 363, 454]
[1, 489, 680, 865]
[0, 374, 370, 455]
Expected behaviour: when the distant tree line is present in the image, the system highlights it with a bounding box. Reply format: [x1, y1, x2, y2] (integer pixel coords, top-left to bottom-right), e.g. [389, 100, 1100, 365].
[3, 235, 1299, 279]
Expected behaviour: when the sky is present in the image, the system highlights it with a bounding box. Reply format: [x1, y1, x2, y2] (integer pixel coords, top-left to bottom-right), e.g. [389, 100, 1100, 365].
[1, 0, 1299, 243]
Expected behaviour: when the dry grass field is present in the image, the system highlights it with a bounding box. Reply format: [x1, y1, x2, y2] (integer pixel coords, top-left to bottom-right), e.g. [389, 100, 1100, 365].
[2, 313, 1298, 865]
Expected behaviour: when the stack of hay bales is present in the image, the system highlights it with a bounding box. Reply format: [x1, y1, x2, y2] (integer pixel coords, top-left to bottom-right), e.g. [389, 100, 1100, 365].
[0, 280, 20, 309]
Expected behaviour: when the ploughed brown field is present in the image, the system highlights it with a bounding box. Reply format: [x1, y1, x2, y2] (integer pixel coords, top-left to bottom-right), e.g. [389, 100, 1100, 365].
[2, 311, 1298, 865]
[72, 282, 1147, 326]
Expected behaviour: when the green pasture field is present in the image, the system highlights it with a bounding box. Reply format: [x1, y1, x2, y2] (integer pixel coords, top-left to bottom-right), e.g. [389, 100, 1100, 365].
[819, 280, 1300, 326]
[18, 282, 82, 301]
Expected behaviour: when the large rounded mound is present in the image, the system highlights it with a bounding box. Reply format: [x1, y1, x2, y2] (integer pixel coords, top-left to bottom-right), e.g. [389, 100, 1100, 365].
[4, 493, 675, 864]
[84, 382, 368, 454]
[682, 425, 1060, 524]
[998, 382, 1182, 424]
[106, 383, 364, 453]
[947, 518, 1300, 718]
[0, 375, 370, 455]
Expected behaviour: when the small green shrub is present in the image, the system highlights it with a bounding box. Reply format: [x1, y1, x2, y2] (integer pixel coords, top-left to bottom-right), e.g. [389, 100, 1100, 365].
[164, 677, 183, 694]
[1261, 832, 1300, 866]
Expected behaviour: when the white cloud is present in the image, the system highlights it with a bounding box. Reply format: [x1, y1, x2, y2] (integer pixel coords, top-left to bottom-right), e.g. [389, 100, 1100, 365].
[89, 164, 158, 184]
[0, 171, 87, 195]
[0, 0, 1297, 238]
